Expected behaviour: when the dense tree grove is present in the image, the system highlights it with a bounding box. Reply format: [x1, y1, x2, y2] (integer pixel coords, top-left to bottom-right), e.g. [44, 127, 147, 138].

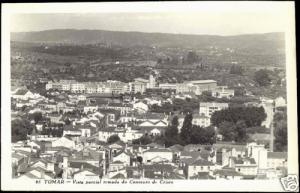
[212, 106, 267, 143]
[211, 106, 266, 127]
[150, 98, 199, 114]
[254, 69, 272, 86]
[133, 115, 216, 147]
[190, 125, 216, 145]
[11, 119, 33, 142]
[230, 65, 244, 75]
[218, 121, 237, 142]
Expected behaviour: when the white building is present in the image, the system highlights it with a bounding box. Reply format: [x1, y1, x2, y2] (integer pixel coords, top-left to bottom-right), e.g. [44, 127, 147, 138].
[192, 114, 211, 128]
[199, 102, 229, 117]
[211, 86, 235, 99]
[142, 149, 173, 164]
[228, 157, 258, 176]
[186, 159, 215, 179]
[186, 80, 218, 95]
[133, 101, 149, 114]
[52, 137, 75, 149]
[98, 126, 143, 143]
[71, 83, 86, 93]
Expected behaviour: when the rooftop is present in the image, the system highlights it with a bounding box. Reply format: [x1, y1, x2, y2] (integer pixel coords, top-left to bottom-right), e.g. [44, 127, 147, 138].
[188, 80, 217, 84]
[191, 159, 214, 166]
[144, 148, 171, 153]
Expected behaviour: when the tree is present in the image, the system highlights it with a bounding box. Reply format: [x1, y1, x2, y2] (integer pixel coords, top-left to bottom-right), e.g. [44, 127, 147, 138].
[218, 121, 237, 142]
[254, 69, 272, 86]
[29, 112, 43, 124]
[230, 65, 244, 75]
[186, 51, 199, 65]
[171, 116, 179, 128]
[235, 120, 248, 142]
[107, 135, 120, 144]
[11, 119, 33, 142]
[180, 113, 193, 144]
[190, 125, 216, 144]
[273, 111, 287, 151]
[64, 118, 71, 125]
[132, 135, 152, 145]
[211, 106, 266, 128]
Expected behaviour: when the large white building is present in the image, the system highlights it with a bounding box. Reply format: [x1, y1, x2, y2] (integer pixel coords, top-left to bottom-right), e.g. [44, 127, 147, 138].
[71, 83, 86, 93]
[199, 102, 229, 117]
[211, 86, 235, 99]
[186, 80, 217, 95]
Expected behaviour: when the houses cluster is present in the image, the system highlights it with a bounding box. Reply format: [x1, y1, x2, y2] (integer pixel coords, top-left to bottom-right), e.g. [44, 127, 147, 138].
[11, 77, 287, 181]
[12, 138, 287, 180]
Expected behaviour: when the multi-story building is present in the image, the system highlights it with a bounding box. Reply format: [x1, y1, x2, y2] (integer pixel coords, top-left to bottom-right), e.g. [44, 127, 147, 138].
[176, 83, 194, 94]
[228, 157, 258, 176]
[187, 80, 218, 95]
[158, 83, 177, 90]
[199, 102, 229, 117]
[132, 78, 148, 94]
[85, 83, 98, 94]
[211, 86, 235, 99]
[71, 83, 86, 93]
[45, 80, 76, 91]
[192, 114, 211, 128]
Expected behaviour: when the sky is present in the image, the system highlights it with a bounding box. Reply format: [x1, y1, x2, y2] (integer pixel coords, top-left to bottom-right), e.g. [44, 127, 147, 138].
[8, 2, 293, 36]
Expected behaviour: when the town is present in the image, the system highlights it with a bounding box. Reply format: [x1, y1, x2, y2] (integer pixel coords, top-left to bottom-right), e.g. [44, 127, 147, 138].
[11, 71, 287, 180]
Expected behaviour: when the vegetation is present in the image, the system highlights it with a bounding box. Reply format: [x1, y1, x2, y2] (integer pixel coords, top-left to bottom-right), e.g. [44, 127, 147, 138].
[11, 118, 33, 142]
[150, 98, 199, 114]
[107, 134, 121, 144]
[254, 69, 272, 86]
[134, 115, 216, 147]
[273, 108, 287, 151]
[132, 135, 153, 145]
[28, 112, 43, 124]
[211, 106, 267, 143]
[230, 65, 244, 75]
[211, 106, 266, 128]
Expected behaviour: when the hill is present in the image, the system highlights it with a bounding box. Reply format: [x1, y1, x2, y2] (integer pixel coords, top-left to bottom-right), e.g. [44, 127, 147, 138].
[11, 29, 285, 51]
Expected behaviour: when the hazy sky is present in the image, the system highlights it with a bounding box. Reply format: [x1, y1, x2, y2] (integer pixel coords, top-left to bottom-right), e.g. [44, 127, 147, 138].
[9, 2, 292, 36]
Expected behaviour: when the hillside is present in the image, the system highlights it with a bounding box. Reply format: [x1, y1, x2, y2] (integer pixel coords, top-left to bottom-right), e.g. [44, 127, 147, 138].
[11, 29, 285, 51]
